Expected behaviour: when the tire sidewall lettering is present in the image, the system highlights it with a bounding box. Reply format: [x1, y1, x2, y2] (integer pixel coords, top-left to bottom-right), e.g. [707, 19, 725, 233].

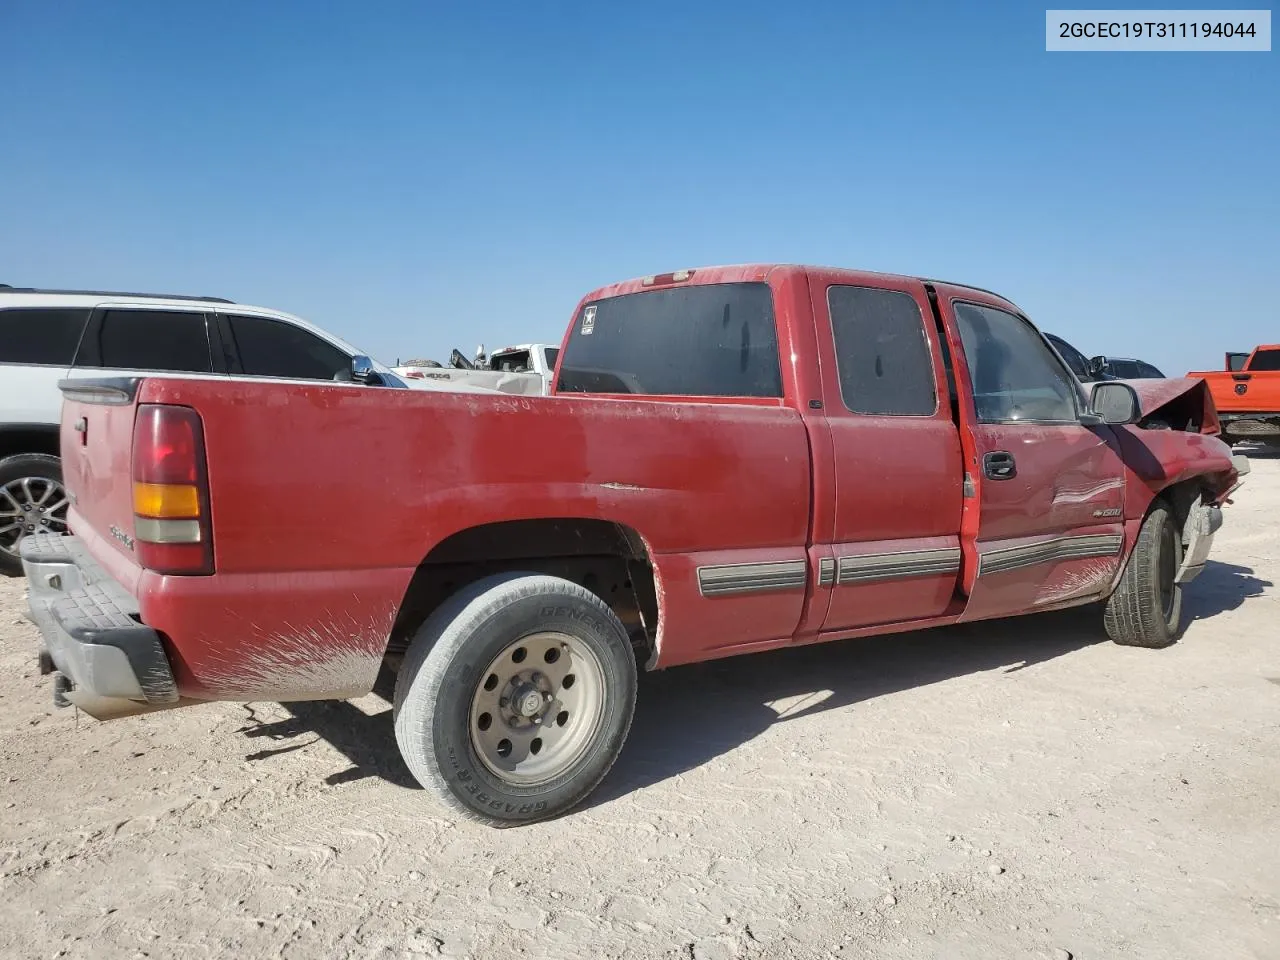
[421, 582, 634, 822]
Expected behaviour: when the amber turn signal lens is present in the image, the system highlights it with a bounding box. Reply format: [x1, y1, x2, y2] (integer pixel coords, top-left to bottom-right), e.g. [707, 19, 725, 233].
[133, 482, 201, 519]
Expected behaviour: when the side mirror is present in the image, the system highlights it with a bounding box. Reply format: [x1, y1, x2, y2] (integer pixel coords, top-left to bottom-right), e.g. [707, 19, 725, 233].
[1086, 381, 1141, 425]
[350, 355, 374, 383]
[1087, 355, 1108, 377]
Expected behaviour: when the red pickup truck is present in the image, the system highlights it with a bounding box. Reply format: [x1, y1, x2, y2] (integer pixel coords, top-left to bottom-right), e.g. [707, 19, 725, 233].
[1189, 346, 1280, 446]
[21, 265, 1247, 825]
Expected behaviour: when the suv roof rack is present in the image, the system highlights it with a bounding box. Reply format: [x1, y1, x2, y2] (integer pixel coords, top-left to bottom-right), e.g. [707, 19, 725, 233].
[0, 284, 233, 304]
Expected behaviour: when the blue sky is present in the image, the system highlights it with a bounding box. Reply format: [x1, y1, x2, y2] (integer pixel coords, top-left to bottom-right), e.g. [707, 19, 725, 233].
[1, 1, 1275, 375]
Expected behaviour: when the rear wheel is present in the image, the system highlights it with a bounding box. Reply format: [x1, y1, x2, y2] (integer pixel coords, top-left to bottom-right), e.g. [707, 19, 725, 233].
[0, 454, 69, 577]
[1103, 501, 1184, 648]
[393, 572, 638, 825]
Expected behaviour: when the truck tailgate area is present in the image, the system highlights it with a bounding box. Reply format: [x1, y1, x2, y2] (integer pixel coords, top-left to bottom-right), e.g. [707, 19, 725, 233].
[20, 532, 177, 716]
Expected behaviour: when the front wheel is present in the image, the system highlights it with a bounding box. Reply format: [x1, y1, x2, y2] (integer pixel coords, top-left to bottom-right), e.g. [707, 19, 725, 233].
[393, 572, 638, 825]
[1103, 501, 1184, 648]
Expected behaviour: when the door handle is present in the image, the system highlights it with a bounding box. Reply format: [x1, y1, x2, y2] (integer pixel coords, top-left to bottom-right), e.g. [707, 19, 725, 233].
[983, 451, 1016, 480]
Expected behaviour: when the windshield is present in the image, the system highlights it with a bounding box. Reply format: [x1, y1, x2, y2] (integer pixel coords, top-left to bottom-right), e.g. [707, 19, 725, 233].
[1107, 359, 1142, 378]
[1045, 334, 1092, 381]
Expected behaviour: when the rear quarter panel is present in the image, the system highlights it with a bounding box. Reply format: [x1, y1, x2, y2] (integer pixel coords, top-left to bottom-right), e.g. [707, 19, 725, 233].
[132, 377, 812, 698]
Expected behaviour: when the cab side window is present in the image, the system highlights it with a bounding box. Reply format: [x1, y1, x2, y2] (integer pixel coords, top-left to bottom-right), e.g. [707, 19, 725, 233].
[828, 285, 937, 416]
[953, 302, 1078, 424]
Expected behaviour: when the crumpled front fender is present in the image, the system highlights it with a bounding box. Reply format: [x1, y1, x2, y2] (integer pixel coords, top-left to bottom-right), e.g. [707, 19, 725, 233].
[1125, 377, 1221, 434]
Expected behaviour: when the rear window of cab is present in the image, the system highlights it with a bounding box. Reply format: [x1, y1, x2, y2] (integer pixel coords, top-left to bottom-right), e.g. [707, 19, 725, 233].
[555, 282, 784, 398]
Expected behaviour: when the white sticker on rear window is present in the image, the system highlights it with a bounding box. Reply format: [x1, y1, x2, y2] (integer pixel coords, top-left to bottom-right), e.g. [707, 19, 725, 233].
[581, 305, 596, 335]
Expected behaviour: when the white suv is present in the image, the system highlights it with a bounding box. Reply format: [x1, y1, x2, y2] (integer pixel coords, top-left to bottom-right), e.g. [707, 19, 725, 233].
[0, 285, 406, 575]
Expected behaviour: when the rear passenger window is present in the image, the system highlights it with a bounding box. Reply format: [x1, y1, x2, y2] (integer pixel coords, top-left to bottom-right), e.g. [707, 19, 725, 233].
[87, 310, 212, 372]
[827, 286, 937, 416]
[556, 282, 783, 397]
[224, 314, 351, 381]
[0, 308, 90, 365]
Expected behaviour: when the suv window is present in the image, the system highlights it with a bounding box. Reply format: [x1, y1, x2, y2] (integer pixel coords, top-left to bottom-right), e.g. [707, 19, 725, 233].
[0, 308, 90, 365]
[224, 314, 351, 380]
[954, 302, 1079, 423]
[1138, 362, 1165, 378]
[1249, 349, 1280, 371]
[557, 282, 783, 397]
[544, 347, 559, 370]
[828, 285, 936, 415]
[84, 309, 212, 372]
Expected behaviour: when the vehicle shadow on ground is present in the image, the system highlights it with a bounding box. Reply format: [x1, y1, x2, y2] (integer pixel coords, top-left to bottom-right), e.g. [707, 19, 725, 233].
[1181, 559, 1271, 622]
[235, 559, 1267, 802]
[237, 699, 419, 789]
[586, 607, 1107, 809]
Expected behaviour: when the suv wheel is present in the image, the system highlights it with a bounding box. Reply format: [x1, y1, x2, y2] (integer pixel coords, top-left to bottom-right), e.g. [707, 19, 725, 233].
[0, 454, 69, 576]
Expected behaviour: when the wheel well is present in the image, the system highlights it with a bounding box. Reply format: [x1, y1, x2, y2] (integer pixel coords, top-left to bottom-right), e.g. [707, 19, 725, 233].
[386, 518, 659, 674]
[1157, 478, 1208, 540]
[0, 426, 60, 462]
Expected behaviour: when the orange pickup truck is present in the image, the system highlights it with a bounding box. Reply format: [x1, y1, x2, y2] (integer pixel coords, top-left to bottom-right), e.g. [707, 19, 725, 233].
[1190, 346, 1280, 446]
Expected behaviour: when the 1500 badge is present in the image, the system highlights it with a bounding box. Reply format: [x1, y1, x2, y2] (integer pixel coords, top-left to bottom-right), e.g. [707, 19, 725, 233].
[109, 525, 135, 550]
[1092, 508, 1123, 518]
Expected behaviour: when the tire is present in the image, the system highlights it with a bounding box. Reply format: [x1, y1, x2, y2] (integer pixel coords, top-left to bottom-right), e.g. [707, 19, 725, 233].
[393, 572, 638, 826]
[1103, 501, 1184, 648]
[0, 453, 67, 578]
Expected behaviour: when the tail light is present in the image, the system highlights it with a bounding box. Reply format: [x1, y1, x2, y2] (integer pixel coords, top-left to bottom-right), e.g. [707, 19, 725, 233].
[131, 404, 214, 575]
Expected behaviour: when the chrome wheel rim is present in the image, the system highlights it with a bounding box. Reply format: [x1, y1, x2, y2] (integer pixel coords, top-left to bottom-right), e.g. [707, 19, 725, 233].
[469, 631, 605, 786]
[0, 476, 69, 558]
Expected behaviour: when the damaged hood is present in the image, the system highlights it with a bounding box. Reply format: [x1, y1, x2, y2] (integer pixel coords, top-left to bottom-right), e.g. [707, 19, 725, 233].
[1123, 377, 1221, 433]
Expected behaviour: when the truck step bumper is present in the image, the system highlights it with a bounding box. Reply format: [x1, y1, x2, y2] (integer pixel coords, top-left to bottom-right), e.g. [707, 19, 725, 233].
[19, 534, 178, 711]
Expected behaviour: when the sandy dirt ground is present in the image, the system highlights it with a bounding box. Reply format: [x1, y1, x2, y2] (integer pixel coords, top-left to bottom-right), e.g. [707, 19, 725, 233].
[1, 458, 1278, 960]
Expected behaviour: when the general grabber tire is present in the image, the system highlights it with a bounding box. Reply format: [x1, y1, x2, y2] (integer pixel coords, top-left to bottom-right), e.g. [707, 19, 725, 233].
[392, 572, 638, 826]
[1103, 500, 1184, 648]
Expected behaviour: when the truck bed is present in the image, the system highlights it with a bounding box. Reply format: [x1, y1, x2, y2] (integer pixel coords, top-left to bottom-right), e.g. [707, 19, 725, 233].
[57, 375, 814, 701]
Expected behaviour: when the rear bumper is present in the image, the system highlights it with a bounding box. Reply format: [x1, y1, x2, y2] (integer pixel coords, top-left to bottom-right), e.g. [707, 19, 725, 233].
[20, 534, 178, 708]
